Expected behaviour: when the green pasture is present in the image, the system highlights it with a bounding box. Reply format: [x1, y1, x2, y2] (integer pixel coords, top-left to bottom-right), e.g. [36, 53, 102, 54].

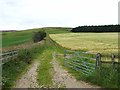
[2, 30, 33, 47]
[2, 27, 71, 47]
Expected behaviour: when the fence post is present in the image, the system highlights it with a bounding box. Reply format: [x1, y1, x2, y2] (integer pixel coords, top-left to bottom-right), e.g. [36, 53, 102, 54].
[96, 53, 101, 70]
[64, 51, 67, 66]
[111, 53, 115, 71]
[12, 51, 14, 59]
[64, 51, 66, 58]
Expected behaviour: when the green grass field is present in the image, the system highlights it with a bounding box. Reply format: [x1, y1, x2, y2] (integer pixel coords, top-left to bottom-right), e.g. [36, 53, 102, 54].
[2, 30, 33, 47]
[50, 33, 118, 56]
[2, 27, 71, 47]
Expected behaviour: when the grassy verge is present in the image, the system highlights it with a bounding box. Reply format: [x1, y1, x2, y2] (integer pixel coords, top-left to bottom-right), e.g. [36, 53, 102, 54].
[2, 58, 30, 88]
[2, 41, 45, 89]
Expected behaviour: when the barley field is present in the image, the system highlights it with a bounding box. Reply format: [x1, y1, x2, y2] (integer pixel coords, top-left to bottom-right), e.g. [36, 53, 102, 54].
[50, 33, 118, 56]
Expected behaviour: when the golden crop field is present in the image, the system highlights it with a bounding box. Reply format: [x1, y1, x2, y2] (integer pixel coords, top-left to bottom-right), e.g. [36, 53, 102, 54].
[50, 33, 118, 56]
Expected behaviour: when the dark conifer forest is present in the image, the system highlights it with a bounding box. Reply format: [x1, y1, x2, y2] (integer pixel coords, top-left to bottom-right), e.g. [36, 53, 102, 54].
[71, 25, 120, 32]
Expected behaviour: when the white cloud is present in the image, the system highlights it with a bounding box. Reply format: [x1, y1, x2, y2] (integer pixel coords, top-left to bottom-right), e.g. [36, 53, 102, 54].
[0, 0, 119, 30]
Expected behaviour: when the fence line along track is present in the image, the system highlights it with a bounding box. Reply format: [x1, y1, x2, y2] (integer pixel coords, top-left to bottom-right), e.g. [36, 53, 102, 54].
[0, 50, 18, 65]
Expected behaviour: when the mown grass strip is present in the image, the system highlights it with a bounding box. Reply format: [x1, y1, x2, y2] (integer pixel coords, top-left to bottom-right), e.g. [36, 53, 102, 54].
[37, 49, 53, 87]
[37, 34, 65, 87]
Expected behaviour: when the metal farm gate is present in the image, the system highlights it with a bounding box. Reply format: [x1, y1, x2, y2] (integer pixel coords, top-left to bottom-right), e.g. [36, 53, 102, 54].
[64, 50, 119, 75]
[64, 50, 96, 75]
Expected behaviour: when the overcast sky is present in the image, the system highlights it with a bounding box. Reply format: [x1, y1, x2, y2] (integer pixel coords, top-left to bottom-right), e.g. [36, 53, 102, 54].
[0, 0, 119, 30]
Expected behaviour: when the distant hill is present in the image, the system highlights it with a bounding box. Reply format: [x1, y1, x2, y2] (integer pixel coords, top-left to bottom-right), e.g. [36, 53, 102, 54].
[43, 27, 72, 29]
[71, 25, 120, 32]
[0, 30, 16, 32]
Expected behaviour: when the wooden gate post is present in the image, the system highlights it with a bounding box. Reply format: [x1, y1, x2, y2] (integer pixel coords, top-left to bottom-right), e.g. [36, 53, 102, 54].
[64, 51, 66, 58]
[64, 51, 67, 66]
[111, 53, 115, 71]
[96, 53, 101, 70]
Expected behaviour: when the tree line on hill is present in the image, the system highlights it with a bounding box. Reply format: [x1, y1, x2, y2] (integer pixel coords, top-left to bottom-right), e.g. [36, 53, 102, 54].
[71, 25, 120, 32]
